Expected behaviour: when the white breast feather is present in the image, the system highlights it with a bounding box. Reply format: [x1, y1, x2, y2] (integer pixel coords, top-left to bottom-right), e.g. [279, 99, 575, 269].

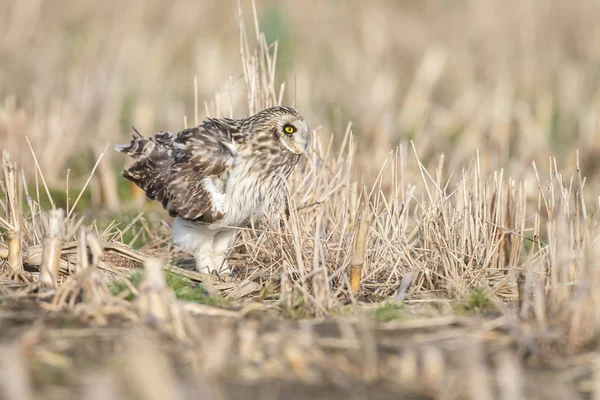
[221, 160, 266, 227]
[201, 177, 226, 217]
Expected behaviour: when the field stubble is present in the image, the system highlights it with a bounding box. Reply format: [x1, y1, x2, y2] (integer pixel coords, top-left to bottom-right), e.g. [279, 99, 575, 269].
[2, 0, 600, 399]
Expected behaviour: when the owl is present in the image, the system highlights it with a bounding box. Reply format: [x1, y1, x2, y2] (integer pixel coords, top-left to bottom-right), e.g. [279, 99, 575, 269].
[115, 106, 309, 274]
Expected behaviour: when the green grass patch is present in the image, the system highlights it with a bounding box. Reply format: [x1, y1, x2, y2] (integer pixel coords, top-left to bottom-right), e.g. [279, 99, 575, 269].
[279, 293, 315, 320]
[371, 303, 404, 322]
[109, 269, 224, 306]
[98, 210, 154, 249]
[466, 288, 489, 311]
[453, 288, 490, 315]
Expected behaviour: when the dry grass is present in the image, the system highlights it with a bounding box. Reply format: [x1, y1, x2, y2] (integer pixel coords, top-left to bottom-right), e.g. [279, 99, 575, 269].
[2, 0, 600, 398]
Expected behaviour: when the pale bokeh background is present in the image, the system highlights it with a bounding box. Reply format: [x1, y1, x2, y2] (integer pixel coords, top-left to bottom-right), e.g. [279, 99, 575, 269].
[2, 0, 600, 206]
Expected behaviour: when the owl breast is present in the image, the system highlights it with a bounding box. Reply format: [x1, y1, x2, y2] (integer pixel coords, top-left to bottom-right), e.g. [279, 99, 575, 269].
[219, 160, 275, 227]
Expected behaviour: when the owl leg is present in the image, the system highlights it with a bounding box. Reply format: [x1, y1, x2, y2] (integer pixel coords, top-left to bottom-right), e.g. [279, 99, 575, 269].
[212, 229, 238, 274]
[171, 218, 218, 274]
[194, 235, 217, 274]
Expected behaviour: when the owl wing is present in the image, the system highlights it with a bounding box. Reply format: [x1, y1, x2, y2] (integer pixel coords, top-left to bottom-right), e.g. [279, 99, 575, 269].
[115, 118, 243, 223]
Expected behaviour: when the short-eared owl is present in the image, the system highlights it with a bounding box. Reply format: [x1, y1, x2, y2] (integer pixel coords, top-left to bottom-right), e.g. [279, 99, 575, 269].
[115, 106, 308, 274]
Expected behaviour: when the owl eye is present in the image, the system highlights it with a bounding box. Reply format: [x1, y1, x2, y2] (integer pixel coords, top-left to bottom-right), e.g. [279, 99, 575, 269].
[284, 125, 296, 134]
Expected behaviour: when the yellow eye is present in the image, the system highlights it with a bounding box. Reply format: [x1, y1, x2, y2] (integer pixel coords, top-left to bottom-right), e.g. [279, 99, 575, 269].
[284, 125, 296, 134]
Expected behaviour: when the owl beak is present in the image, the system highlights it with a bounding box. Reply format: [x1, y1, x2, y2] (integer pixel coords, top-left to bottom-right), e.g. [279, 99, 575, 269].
[294, 134, 309, 154]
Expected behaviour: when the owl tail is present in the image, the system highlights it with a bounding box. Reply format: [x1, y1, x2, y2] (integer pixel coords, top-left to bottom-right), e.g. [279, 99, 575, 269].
[115, 127, 174, 204]
[114, 126, 154, 159]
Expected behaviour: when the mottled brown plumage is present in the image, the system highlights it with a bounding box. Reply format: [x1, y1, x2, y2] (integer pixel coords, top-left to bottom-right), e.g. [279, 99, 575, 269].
[115, 106, 309, 274]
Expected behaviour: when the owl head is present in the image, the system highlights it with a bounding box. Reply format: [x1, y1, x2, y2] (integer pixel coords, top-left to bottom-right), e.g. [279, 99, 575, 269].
[250, 106, 309, 154]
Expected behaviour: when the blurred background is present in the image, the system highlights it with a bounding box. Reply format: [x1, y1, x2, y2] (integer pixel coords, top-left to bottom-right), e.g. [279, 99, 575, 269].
[2, 0, 600, 211]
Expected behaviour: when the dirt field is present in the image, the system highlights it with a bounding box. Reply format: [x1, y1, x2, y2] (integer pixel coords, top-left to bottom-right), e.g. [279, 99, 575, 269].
[0, 293, 594, 400]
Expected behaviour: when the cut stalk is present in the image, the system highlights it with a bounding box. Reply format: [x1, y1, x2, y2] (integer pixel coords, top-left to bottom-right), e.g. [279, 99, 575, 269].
[39, 208, 65, 288]
[137, 258, 191, 341]
[81, 232, 109, 305]
[2, 151, 24, 279]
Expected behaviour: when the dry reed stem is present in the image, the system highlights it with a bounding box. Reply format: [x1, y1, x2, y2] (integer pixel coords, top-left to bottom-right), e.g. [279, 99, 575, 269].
[77, 228, 89, 273]
[47, 231, 118, 313]
[39, 208, 65, 289]
[350, 204, 369, 295]
[1, 151, 26, 281]
[311, 212, 328, 314]
[24, 137, 54, 210]
[79, 232, 112, 305]
[69, 146, 109, 218]
[280, 268, 293, 309]
[91, 148, 120, 212]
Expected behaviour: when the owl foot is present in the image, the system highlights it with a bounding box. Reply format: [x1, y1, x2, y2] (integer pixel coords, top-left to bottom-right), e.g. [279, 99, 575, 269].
[194, 254, 231, 275]
[213, 256, 232, 275]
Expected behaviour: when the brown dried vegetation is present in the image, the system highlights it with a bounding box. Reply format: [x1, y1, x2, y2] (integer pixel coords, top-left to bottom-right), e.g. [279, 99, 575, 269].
[2, 0, 600, 399]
